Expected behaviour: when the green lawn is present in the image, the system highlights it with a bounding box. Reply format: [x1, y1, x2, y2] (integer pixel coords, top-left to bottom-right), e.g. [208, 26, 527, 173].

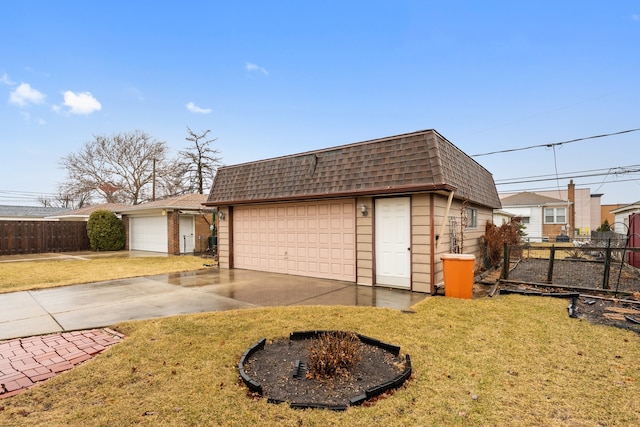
[1, 295, 638, 426]
[0, 256, 209, 293]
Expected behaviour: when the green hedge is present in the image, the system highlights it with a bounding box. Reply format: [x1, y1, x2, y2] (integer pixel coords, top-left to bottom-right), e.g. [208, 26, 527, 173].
[86, 210, 126, 251]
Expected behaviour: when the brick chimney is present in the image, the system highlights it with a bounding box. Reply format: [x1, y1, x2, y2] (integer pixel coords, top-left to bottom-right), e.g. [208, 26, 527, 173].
[568, 180, 575, 236]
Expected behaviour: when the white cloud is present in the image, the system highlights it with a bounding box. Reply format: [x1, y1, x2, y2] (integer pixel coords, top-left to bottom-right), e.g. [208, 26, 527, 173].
[186, 101, 212, 114]
[9, 83, 45, 106]
[1, 72, 14, 85]
[246, 62, 269, 76]
[60, 90, 102, 115]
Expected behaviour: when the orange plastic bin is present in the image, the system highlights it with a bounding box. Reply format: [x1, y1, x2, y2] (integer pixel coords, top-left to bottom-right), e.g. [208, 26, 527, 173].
[441, 254, 475, 299]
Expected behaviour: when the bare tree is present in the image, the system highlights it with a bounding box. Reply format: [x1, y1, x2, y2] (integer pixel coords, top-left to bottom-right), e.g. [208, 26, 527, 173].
[38, 186, 91, 209]
[59, 130, 174, 205]
[180, 127, 222, 194]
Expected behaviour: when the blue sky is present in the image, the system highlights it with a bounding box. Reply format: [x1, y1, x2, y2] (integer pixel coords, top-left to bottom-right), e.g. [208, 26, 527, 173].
[1, 1, 638, 206]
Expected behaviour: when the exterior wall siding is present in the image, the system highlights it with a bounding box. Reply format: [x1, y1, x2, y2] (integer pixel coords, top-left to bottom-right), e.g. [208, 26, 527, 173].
[167, 211, 179, 254]
[356, 196, 373, 286]
[122, 216, 130, 250]
[410, 193, 431, 292]
[195, 214, 213, 253]
[218, 207, 231, 269]
[215, 193, 493, 293]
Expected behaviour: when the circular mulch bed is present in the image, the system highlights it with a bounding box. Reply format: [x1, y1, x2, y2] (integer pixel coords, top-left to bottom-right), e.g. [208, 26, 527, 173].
[239, 331, 411, 410]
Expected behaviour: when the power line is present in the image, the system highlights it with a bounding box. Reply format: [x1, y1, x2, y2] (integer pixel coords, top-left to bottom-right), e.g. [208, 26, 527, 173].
[497, 177, 640, 193]
[495, 167, 640, 185]
[494, 164, 640, 183]
[471, 128, 640, 157]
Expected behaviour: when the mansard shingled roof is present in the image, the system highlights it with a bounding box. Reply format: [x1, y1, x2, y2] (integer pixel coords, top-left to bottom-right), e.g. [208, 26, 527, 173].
[206, 129, 501, 209]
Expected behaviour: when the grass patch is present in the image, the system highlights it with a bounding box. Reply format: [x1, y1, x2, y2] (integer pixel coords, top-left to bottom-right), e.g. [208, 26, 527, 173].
[0, 256, 208, 293]
[1, 296, 638, 426]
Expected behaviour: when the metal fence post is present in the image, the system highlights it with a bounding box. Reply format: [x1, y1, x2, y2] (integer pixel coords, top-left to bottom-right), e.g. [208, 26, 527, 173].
[602, 238, 611, 289]
[501, 243, 509, 280]
[547, 245, 555, 283]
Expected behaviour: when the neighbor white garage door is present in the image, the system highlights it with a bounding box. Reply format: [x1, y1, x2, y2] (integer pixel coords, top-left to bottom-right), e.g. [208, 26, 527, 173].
[130, 216, 168, 252]
[233, 201, 356, 281]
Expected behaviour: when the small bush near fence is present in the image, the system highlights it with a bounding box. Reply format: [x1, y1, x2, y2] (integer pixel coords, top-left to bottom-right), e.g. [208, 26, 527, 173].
[87, 210, 126, 251]
[0, 221, 90, 255]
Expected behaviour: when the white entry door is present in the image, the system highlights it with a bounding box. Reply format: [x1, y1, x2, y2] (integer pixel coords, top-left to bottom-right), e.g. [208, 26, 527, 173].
[375, 197, 411, 288]
[179, 215, 195, 254]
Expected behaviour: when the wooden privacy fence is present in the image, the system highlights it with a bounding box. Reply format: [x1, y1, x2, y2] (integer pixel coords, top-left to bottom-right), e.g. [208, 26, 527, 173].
[0, 221, 90, 255]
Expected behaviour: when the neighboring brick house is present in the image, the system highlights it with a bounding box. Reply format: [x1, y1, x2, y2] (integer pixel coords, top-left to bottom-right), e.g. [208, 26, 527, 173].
[500, 192, 571, 242]
[204, 129, 501, 294]
[115, 194, 213, 255]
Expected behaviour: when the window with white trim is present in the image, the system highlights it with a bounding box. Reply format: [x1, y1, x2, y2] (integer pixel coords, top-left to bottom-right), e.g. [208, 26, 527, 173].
[544, 207, 566, 224]
[465, 207, 478, 228]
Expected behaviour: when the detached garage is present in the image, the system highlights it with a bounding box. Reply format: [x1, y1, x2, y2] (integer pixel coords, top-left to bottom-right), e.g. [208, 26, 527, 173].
[205, 129, 501, 293]
[117, 194, 212, 255]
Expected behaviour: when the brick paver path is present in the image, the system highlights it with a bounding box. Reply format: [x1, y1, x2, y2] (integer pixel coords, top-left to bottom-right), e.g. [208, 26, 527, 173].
[0, 328, 124, 398]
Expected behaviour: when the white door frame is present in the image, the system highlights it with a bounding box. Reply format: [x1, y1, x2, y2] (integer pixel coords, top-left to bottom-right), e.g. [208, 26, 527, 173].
[375, 197, 411, 288]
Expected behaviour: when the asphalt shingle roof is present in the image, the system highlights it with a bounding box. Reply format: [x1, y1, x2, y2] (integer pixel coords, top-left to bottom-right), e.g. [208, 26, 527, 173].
[500, 192, 567, 206]
[0, 205, 67, 218]
[49, 203, 130, 218]
[116, 194, 209, 212]
[206, 129, 501, 209]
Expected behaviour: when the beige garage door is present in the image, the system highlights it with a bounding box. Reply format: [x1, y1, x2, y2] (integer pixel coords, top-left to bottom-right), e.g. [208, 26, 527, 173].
[233, 201, 356, 281]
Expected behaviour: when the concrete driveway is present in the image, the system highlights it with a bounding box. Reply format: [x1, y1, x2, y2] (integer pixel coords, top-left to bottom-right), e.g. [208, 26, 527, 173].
[0, 267, 427, 340]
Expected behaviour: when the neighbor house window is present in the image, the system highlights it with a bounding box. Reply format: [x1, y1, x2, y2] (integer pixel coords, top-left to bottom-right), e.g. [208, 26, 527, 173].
[544, 207, 566, 224]
[466, 208, 478, 228]
[521, 216, 530, 224]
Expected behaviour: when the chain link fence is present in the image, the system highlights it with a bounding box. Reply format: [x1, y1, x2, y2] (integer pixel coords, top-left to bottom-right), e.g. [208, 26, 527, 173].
[501, 237, 640, 296]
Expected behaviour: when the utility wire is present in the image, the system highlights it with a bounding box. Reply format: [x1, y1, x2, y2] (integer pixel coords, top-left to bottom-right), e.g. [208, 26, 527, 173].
[494, 167, 640, 185]
[498, 177, 640, 193]
[471, 128, 640, 157]
[494, 164, 640, 183]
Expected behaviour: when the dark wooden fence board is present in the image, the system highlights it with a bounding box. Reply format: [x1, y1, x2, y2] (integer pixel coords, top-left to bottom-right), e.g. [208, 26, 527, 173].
[0, 221, 90, 255]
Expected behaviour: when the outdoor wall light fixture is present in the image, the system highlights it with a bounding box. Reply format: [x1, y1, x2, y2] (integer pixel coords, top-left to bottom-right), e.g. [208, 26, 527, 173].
[361, 203, 368, 216]
[218, 210, 225, 221]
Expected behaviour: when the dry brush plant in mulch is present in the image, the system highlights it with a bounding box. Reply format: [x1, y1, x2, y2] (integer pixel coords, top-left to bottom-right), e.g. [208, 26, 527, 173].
[239, 331, 411, 410]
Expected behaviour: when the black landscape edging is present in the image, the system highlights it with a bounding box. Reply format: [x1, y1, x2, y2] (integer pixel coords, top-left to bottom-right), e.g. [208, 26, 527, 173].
[238, 338, 266, 394]
[290, 402, 348, 411]
[239, 331, 412, 411]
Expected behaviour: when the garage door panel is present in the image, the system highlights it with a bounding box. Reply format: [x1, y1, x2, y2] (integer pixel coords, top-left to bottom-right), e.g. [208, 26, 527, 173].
[130, 216, 167, 253]
[233, 201, 356, 281]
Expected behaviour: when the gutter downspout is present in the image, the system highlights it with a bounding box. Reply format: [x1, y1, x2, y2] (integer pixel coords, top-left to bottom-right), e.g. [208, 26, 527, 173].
[436, 191, 455, 250]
